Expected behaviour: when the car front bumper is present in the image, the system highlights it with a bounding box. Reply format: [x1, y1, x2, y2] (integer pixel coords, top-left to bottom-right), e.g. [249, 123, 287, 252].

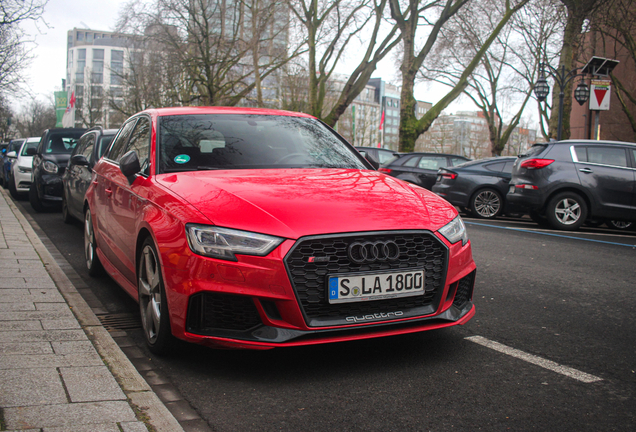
[161, 230, 477, 349]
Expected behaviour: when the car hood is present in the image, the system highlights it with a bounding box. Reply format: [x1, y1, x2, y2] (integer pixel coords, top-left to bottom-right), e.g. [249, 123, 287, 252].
[157, 169, 458, 239]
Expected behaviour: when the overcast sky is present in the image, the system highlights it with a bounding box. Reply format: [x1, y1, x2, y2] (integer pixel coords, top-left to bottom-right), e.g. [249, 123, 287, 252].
[18, 0, 128, 105]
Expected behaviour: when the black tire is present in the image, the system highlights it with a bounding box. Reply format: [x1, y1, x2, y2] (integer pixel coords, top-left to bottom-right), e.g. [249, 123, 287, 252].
[606, 220, 633, 230]
[546, 192, 588, 231]
[470, 188, 503, 219]
[61, 193, 73, 224]
[84, 208, 104, 277]
[8, 175, 21, 199]
[138, 237, 175, 355]
[29, 184, 46, 212]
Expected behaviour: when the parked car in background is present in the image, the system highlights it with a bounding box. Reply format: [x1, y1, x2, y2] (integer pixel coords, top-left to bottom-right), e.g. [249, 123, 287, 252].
[379, 152, 471, 189]
[355, 146, 400, 166]
[62, 127, 118, 223]
[432, 156, 520, 219]
[29, 128, 86, 212]
[2, 138, 24, 188]
[84, 106, 476, 354]
[506, 140, 636, 231]
[8, 137, 40, 199]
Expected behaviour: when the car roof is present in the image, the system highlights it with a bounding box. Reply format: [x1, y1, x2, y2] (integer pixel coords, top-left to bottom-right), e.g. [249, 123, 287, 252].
[402, 152, 469, 157]
[142, 106, 317, 119]
[552, 139, 636, 147]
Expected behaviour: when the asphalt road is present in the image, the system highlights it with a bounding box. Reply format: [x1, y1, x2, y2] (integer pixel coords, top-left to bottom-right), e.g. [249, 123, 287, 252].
[13, 197, 636, 431]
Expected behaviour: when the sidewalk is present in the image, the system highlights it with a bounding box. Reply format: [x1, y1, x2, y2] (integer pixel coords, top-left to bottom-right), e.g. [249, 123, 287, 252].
[0, 188, 184, 432]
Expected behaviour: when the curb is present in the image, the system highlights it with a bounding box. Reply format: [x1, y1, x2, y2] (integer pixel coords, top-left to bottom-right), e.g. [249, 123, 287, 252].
[2, 188, 184, 432]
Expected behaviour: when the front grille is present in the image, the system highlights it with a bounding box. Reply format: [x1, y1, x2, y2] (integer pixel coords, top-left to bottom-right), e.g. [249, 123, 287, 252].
[453, 270, 475, 309]
[186, 292, 262, 333]
[284, 231, 448, 327]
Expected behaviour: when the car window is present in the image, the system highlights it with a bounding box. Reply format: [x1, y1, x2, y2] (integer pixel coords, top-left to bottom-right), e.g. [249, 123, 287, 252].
[125, 117, 151, 174]
[8, 141, 23, 154]
[44, 132, 83, 154]
[576, 146, 628, 167]
[502, 162, 514, 173]
[21, 142, 39, 156]
[484, 162, 505, 172]
[107, 119, 137, 161]
[401, 156, 419, 167]
[632, 150, 636, 167]
[450, 157, 468, 166]
[77, 133, 95, 158]
[158, 114, 367, 173]
[521, 144, 548, 157]
[418, 156, 448, 170]
[97, 135, 115, 159]
[376, 149, 396, 164]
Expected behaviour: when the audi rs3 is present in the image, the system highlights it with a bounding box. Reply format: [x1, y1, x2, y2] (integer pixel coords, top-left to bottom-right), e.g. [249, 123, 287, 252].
[84, 106, 476, 353]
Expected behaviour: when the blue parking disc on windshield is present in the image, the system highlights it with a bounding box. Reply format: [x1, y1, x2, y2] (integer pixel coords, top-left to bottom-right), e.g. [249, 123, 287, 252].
[174, 154, 190, 164]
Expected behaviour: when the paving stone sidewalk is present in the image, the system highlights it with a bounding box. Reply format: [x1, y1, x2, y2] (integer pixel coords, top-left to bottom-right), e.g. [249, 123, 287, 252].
[0, 188, 183, 432]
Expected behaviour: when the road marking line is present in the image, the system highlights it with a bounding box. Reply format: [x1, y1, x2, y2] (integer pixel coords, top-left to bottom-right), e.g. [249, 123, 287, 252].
[465, 335, 603, 383]
[464, 221, 636, 248]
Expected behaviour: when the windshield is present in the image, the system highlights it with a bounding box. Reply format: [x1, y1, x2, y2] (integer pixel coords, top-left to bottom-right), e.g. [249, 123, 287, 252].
[44, 131, 84, 154]
[158, 114, 368, 173]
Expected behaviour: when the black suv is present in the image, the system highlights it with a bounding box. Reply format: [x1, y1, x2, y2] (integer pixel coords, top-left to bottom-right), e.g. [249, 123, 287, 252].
[29, 128, 86, 212]
[506, 140, 636, 230]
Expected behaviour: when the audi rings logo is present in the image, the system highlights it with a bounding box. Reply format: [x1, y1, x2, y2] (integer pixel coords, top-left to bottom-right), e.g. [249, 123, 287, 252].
[348, 241, 400, 264]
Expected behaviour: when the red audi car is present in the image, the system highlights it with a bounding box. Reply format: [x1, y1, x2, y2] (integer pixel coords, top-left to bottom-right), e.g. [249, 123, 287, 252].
[84, 107, 476, 353]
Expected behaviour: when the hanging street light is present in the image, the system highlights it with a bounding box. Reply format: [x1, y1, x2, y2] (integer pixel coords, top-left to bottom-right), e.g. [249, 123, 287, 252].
[534, 63, 590, 141]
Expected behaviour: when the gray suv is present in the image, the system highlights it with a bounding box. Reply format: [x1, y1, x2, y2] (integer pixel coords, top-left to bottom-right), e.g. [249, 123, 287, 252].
[506, 140, 636, 230]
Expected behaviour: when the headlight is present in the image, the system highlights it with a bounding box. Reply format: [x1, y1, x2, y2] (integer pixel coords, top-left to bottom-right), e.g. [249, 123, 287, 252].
[42, 161, 59, 174]
[438, 216, 468, 246]
[185, 224, 284, 261]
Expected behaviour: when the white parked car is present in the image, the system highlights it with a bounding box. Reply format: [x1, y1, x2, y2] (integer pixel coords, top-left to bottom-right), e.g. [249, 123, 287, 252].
[8, 137, 40, 199]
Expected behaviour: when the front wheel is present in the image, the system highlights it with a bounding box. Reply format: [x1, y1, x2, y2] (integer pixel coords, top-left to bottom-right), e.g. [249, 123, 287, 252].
[138, 238, 175, 355]
[84, 208, 104, 276]
[29, 184, 46, 212]
[470, 189, 503, 219]
[546, 192, 588, 231]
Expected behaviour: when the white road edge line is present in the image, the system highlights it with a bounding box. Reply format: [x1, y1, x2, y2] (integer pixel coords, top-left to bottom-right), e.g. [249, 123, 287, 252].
[465, 335, 603, 384]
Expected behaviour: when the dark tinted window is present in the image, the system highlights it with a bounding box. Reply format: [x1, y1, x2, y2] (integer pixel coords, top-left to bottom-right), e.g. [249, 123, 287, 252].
[484, 162, 505, 172]
[107, 120, 137, 161]
[401, 156, 419, 167]
[158, 114, 367, 173]
[22, 141, 39, 156]
[79, 133, 96, 158]
[502, 162, 514, 173]
[521, 144, 548, 157]
[576, 146, 628, 167]
[97, 135, 115, 159]
[126, 117, 151, 173]
[8, 140, 24, 154]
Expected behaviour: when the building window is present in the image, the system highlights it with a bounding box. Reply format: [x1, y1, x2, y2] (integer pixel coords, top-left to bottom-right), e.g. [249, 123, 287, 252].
[86, 32, 93, 43]
[76, 49, 86, 83]
[92, 49, 104, 84]
[111, 50, 124, 85]
[77, 32, 84, 41]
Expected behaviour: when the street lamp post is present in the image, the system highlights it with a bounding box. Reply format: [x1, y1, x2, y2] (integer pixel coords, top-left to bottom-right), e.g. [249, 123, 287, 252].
[534, 63, 590, 141]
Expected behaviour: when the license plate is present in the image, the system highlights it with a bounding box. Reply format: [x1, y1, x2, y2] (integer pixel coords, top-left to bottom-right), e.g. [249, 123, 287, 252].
[509, 185, 515, 194]
[328, 269, 425, 304]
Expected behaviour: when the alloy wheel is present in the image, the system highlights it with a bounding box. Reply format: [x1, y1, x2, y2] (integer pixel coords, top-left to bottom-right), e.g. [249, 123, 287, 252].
[554, 198, 582, 225]
[139, 244, 162, 344]
[473, 190, 501, 218]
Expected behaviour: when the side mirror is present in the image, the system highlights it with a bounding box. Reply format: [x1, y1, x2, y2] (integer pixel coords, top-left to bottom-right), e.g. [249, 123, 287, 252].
[6, 151, 17, 158]
[365, 153, 380, 170]
[120, 150, 141, 184]
[26, 147, 37, 156]
[70, 154, 90, 167]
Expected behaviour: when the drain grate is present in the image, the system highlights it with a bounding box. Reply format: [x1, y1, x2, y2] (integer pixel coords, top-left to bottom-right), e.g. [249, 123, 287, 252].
[96, 313, 142, 332]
